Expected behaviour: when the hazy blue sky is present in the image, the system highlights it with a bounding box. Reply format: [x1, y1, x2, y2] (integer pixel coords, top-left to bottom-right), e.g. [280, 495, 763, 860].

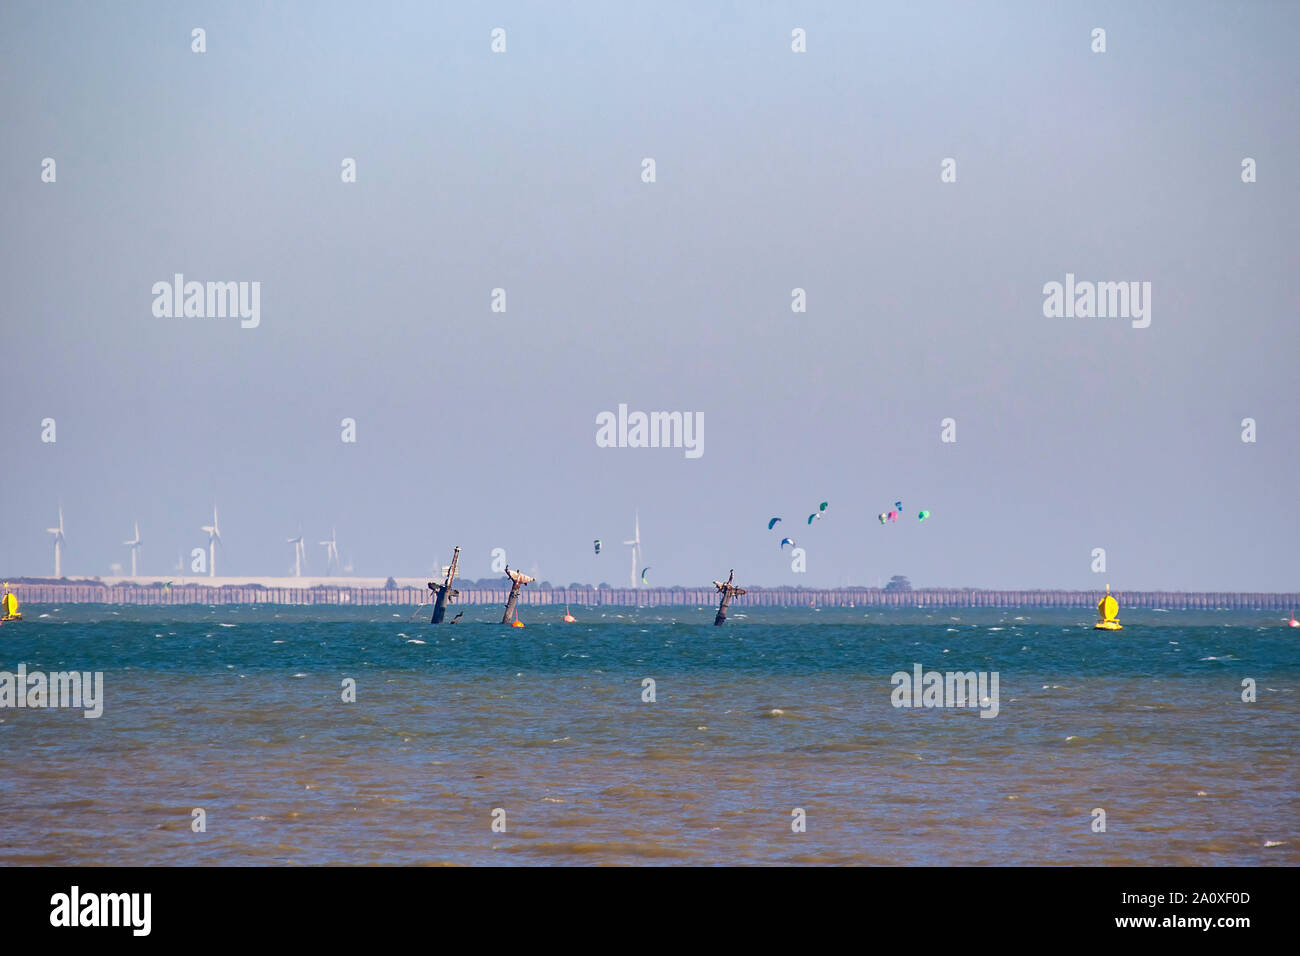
[2, 1, 1297, 589]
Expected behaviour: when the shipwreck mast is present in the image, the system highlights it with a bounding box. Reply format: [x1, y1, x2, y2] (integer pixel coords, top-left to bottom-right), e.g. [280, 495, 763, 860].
[501, 566, 534, 625]
[427, 546, 461, 623]
[713, 569, 746, 626]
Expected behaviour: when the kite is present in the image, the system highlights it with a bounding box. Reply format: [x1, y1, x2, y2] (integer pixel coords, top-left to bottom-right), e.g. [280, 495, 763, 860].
[808, 513, 821, 525]
[888, 510, 898, 523]
[780, 537, 795, 550]
[640, 566, 651, 585]
[877, 513, 888, 525]
[917, 511, 930, 521]
[819, 502, 828, 512]
[768, 518, 782, 530]
[594, 539, 602, 555]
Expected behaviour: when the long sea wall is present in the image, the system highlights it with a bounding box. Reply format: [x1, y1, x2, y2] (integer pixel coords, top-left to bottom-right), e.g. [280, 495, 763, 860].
[6, 583, 1298, 610]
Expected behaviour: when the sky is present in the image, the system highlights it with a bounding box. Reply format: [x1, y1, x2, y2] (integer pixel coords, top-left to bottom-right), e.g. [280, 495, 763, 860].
[1, 1, 1297, 590]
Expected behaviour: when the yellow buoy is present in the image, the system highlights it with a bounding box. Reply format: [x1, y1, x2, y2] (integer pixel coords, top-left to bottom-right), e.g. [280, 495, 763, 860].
[1093, 585, 1122, 630]
[1, 584, 20, 622]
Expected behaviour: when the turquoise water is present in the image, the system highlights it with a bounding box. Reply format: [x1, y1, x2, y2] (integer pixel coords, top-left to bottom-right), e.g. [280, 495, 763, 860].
[0, 605, 1296, 865]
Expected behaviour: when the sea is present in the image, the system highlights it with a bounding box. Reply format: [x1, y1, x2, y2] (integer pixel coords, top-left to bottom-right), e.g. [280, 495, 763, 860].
[0, 604, 1295, 866]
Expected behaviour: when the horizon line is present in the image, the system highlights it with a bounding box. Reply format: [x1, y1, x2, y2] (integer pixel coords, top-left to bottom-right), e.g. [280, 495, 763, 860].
[6, 576, 1297, 598]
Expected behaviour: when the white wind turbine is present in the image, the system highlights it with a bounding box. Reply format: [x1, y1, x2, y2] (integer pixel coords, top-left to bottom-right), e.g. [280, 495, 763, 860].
[624, 510, 642, 589]
[46, 506, 66, 578]
[287, 531, 306, 577]
[319, 528, 340, 575]
[123, 521, 142, 576]
[200, 505, 222, 577]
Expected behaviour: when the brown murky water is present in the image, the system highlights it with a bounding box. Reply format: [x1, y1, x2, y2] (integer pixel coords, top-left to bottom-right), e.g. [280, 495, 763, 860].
[1, 605, 1295, 864]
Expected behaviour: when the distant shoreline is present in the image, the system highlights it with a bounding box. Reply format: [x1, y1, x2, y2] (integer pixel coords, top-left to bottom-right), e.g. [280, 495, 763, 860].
[4, 579, 1297, 610]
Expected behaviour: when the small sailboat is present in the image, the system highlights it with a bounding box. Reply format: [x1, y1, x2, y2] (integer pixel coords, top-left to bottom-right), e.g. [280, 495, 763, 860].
[1093, 585, 1122, 631]
[562, 605, 576, 623]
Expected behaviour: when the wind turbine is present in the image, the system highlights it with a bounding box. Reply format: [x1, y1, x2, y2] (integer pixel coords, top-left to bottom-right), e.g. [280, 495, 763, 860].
[123, 521, 142, 576]
[46, 506, 66, 578]
[623, 510, 642, 589]
[319, 528, 340, 575]
[200, 505, 221, 577]
[287, 531, 306, 577]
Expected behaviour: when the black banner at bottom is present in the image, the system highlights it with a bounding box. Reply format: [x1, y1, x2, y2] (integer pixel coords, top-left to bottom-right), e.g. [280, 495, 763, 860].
[0, 865, 1286, 944]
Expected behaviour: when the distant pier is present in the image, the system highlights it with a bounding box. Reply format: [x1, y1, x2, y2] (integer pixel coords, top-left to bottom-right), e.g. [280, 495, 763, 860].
[5, 581, 1298, 610]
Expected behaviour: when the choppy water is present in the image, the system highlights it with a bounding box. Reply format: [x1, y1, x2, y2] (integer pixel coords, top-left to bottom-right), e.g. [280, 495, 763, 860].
[0, 604, 1295, 865]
